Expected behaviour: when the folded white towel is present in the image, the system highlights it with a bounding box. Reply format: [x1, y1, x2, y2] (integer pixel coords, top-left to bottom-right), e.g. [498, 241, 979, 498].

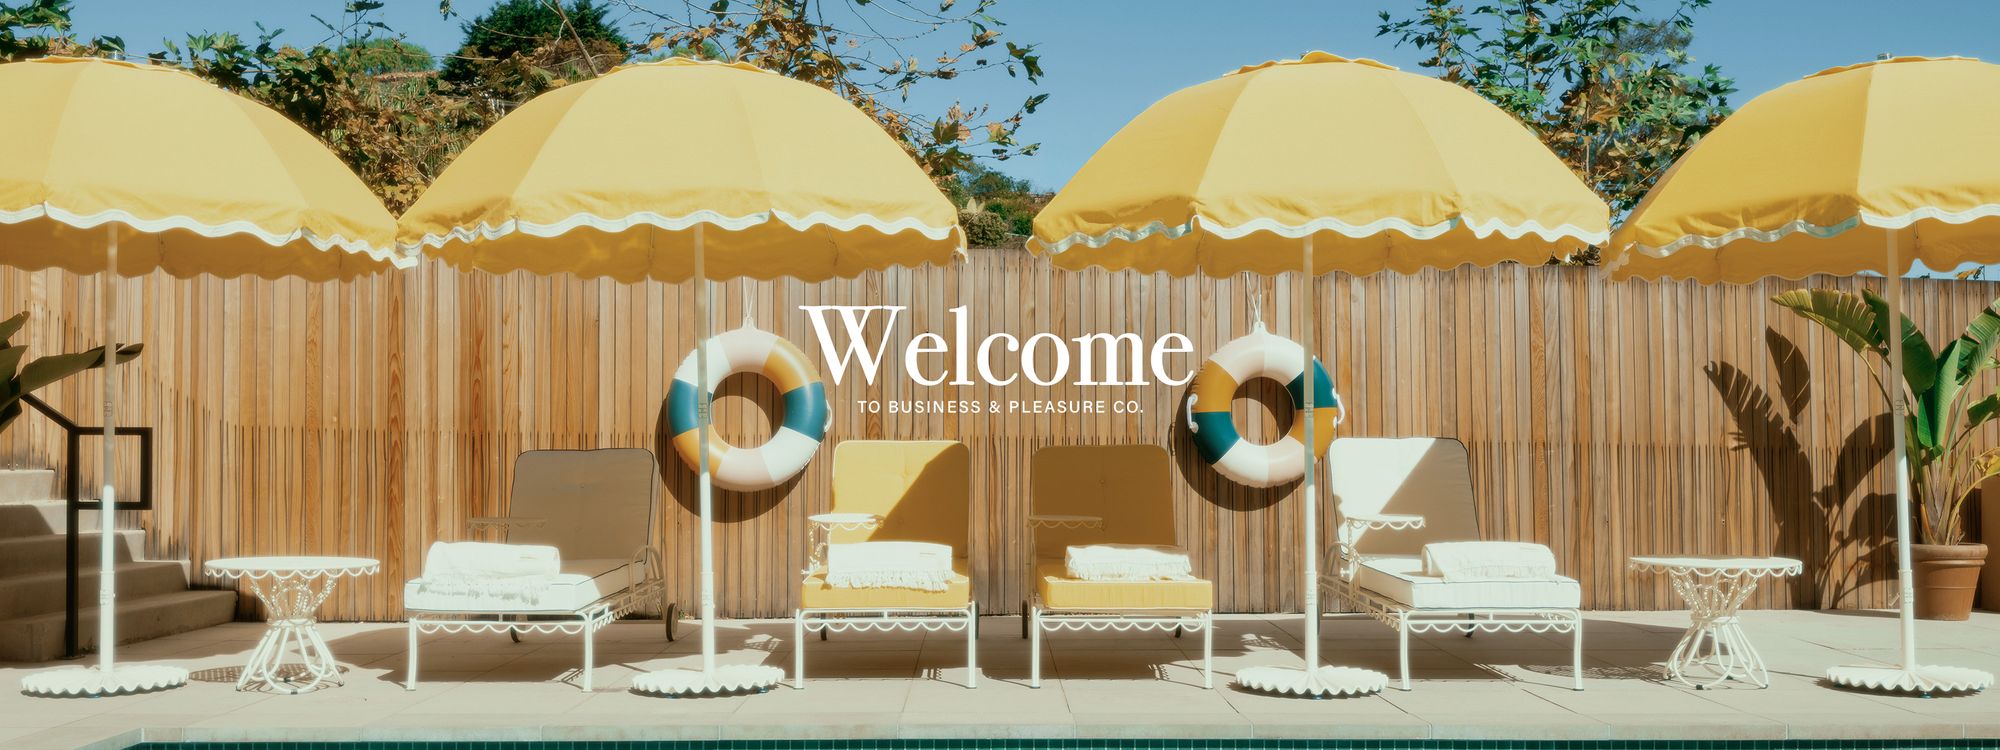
[1420, 541, 1558, 582]
[1066, 544, 1195, 582]
[827, 541, 954, 591]
[413, 541, 562, 604]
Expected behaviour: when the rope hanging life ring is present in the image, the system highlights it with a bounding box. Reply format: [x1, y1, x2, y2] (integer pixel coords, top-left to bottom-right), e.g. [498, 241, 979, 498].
[1186, 322, 1343, 488]
[666, 324, 830, 491]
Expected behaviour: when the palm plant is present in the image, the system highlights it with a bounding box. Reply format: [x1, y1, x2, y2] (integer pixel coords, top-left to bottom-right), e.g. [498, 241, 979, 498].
[1774, 289, 2000, 546]
[0, 311, 143, 435]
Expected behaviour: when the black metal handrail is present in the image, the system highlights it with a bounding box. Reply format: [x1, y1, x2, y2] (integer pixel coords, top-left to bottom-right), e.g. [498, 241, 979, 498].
[19, 394, 153, 659]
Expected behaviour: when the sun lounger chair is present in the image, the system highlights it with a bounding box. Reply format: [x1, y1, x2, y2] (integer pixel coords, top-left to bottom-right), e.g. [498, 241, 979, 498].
[1026, 445, 1213, 688]
[1320, 437, 1583, 691]
[403, 448, 666, 691]
[794, 440, 976, 688]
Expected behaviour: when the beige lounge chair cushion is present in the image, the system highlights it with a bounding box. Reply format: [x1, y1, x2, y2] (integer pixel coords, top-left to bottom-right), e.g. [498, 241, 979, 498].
[1035, 559, 1212, 611]
[1356, 554, 1579, 610]
[405, 558, 640, 613]
[800, 557, 971, 609]
[504, 448, 659, 561]
[1329, 437, 1481, 555]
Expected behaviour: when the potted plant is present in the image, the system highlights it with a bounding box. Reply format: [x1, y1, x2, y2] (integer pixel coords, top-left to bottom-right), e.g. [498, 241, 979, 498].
[1776, 289, 1997, 620]
[0, 311, 143, 436]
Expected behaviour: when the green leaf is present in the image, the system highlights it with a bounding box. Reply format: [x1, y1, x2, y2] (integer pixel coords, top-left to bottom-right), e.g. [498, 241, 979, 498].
[0, 311, 24, 345]
[14, 344, 142, 395]
[1863, 289, 1936, 396]
[1772, 289, 1878, 354]
[0, 345, 23, 381]
[1951, 300, 2000, 381]
[1912, 396, 1942, 451]
[1966, 394, 2000, 433]
[1926, 338, 1972, 448]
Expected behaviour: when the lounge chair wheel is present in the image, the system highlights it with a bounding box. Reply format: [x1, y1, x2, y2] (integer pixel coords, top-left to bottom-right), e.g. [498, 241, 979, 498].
[1174, 626, 1184, 638]
[664, 602, 681, 642]
[509, 629, 521, 643]
[819, 626, 828, 641]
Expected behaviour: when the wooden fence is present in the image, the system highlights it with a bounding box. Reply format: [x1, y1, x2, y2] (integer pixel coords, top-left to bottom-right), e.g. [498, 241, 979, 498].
[3, 249, 1992, 621]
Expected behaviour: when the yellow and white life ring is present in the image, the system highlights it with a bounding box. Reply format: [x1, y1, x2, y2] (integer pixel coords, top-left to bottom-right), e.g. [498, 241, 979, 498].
[1187, 322, 1342, 487]
[667, 324, 830, 491]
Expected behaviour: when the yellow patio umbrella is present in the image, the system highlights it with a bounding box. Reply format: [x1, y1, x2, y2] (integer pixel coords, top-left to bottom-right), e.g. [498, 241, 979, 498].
[1606, 55, 1999, 695]
[0, 56, 407, 697]
[1033, 51, 1607, 697]
[399, 57, 962, 695]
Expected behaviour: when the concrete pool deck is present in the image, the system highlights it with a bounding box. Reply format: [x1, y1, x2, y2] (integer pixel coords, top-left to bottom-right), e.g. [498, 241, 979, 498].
[3, 609, 1998, 749]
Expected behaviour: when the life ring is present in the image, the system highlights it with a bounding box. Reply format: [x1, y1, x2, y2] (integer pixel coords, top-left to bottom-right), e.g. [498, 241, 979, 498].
[1186, 322, 1342, 488]
[666, 324, 829, 491]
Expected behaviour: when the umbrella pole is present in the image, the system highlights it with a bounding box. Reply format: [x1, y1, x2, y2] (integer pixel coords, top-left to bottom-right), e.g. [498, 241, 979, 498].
[695, 225, 718, 678]
[1884, 231, 1917, 672]
[1301, 236, 1320, 682]
[628, 226, 781, 697]
[99, 225, 120, 675]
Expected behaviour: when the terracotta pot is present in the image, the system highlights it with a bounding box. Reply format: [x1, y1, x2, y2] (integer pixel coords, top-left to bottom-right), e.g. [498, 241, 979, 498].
[1912, 543, 1987, 621]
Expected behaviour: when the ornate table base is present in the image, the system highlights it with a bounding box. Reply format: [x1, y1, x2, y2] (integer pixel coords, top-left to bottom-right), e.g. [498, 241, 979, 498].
[239, 574, 348, 693]
[206, 556, 378, 695]
[1664, 610, 1768, 689]
[1631, 556, 1800, 690]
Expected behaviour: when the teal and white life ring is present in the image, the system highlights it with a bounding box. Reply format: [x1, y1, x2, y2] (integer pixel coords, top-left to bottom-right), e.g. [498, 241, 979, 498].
[666, 324, 829, 491]
[1186, 322, 1342, 488]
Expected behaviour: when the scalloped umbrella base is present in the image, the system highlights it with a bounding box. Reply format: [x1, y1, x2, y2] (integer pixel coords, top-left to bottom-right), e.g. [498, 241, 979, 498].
[630, 664, 785, 697]
[21, 665, 189, 697]
[1235, 665, 1387, 697]
[1828, 664, 1992, 695]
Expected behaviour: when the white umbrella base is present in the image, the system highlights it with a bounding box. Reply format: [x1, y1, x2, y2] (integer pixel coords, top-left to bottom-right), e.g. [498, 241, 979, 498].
[631, 664, 784, 696]
[1828, 664, 1992, 695]
[21, 664, 189, 697]
[1235, 665, 1386, 697]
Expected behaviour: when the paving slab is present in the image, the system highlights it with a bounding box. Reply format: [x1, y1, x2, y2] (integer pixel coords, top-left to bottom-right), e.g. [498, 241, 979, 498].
[3, 609, 1997, 744]
[895, 714, 1076, 739]
[1590, 712, 1789, 740]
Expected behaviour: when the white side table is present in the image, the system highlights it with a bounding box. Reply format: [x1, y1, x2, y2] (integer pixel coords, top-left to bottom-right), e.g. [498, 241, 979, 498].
[205, 556, 380, 694]
[1629, 555, 1801, 689]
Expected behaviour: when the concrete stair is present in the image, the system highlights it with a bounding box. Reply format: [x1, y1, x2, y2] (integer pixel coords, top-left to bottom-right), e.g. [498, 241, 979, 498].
[0, 468, 236, 663]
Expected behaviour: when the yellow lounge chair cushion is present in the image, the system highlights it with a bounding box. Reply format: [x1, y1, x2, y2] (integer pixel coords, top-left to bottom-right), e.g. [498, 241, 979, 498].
[1036, 559, 1213, 611]
[801, 557, 972, 610]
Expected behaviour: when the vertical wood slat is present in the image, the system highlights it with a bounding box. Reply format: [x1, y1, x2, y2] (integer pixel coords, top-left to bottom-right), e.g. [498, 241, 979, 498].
[2, 252, 1985, 619]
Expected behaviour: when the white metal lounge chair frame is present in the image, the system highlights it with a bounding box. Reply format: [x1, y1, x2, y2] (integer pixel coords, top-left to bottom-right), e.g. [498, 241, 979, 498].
[1028, 601, 1212, 688]
[793, 440, 977, 689]
[404, 448, 666, 692]
[793, 603, 978, 688]
[1318, 437, 1584, 691]
[1024, 446, 1213, 689]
